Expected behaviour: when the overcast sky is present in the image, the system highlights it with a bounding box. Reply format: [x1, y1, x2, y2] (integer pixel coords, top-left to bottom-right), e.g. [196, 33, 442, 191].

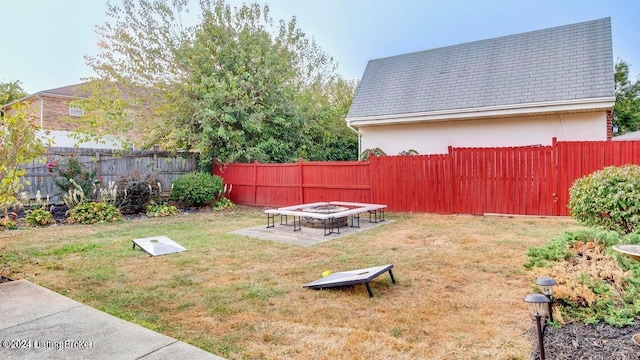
[1, 0, 638, 94]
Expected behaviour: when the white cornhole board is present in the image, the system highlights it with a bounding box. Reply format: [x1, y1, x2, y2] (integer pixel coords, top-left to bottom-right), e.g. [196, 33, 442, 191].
[132, 236, 187, 256]
[303, 264, 396, 297]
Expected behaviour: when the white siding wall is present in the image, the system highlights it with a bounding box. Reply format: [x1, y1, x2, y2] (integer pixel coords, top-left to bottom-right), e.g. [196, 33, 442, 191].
[358, 111, 607, 155]
[37, 130, 126, 150]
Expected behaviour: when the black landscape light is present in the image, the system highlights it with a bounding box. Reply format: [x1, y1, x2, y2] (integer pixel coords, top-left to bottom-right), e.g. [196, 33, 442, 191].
[524, 293, 550, 360]
[535, 276, 557, 322]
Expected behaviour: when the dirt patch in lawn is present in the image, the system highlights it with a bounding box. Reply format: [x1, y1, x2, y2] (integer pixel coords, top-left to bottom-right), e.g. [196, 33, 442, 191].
[1, 209, 587, 359]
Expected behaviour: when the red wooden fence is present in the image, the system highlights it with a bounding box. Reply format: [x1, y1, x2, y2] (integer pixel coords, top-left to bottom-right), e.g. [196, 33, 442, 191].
[369, 154, 452, 214]
[450, 145, 556, 215]
[555, 140, 640, 216]
[214, 160, 370, 207]
[214, 139, 640, 216]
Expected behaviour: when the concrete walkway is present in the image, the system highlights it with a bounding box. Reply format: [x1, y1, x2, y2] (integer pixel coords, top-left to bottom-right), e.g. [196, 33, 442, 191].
[0, 280, 224, 360]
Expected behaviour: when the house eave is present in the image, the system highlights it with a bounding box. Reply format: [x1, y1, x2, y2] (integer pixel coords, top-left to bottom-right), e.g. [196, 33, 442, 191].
[346, 97, 616, 128]
[38, 92, 86, 99]
[2, 92, 86, 110]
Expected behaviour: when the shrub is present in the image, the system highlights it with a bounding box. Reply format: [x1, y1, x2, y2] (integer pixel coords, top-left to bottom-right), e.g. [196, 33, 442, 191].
[213, 183, 234, 210]
[0, 215, 17, 230]
[398, 149, 418, 156]
[524, 229, 621, 269]
[52, 157, 98, 200]
[568, 165, 640, 235]
[170, 172, 223, 207]
[360, 147, 386, 160]
[526, 229, 640, 327]
[97, 181, 118, 204]
[213, 196, 234, 210]
[146, 202, 178, 217]
[62, 179, 87, 209]
[67, 202, 123, 224]
[116, 171, 160, 214]
[24, 190, 54, 227]
[25, 207, 55, 227]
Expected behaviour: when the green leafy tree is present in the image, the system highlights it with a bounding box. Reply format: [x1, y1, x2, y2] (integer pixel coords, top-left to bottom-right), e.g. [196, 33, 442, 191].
[0, 80, 28, 106]
[0, 104, 49, 220]
[74, 0, 357, 163]
[177, 3, 309, 164]
[298, 78, 358, 161]
[613, 59, 640, 134]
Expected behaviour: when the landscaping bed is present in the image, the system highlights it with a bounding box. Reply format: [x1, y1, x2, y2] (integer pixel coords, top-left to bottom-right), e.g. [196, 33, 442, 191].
[536, 321, 640, 359]
[525, 232, 640, 359]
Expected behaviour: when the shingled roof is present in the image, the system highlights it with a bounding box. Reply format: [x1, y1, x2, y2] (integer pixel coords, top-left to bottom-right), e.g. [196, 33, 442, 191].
[37, 82, 90, 98]
[2, 82, 90, 109]
[347, 18, 614, 125]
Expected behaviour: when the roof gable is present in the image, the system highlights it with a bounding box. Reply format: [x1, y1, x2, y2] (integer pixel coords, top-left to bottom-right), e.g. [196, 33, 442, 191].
[347, 18, 614, 121]
[2, 82, 90, 109]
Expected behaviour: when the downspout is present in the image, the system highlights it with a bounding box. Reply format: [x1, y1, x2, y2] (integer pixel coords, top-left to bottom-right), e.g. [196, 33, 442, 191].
[346, 120, 362, 160]
[35, 94, 44, 129]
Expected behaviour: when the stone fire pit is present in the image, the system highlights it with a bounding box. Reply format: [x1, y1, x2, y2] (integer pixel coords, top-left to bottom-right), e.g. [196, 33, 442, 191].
[301, 205, 349, 228]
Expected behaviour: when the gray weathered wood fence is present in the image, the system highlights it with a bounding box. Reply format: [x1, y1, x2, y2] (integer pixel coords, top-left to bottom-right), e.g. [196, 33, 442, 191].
[20, 147, 198, 202]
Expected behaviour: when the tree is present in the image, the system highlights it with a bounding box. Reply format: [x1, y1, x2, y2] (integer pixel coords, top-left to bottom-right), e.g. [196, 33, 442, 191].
[0, 104, 49, 222]
[176, 3, 310, 164]
[0, 80, 28, 106]
[613, 59, 640, 134]
[75, 0, 357, 163]
[297, 78, 358, 161]
[68, 0, 192, 149]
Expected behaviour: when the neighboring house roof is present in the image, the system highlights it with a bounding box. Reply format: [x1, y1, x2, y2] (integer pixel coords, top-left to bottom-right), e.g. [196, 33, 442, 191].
[613, 131, 640, 140]
[347, 18, 615, 127]
[2, 82, 89, 109]
[37, 82, 90, 98]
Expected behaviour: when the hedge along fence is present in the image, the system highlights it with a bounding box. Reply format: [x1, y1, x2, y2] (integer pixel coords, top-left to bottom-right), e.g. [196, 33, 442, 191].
[20, 147, 198, 203]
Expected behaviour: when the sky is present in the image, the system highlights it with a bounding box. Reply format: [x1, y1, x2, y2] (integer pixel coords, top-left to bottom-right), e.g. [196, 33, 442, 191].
[1, 0, 639, 95]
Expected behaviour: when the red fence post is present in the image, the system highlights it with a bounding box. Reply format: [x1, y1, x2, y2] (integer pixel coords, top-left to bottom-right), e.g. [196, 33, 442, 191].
[447, 146, 454, 214]
[299, 158, 304, 204]
[449, 146, 455, 213]
[551, 137, 559, 216]
[372, 156, 383, 206]
[253, 160, 258, 205]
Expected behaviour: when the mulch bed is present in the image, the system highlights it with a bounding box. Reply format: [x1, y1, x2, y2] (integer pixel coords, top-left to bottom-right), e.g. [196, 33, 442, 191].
[0, 276, 13, 283]
[50, 204, 69, 221]
[530, 321, 640, 359]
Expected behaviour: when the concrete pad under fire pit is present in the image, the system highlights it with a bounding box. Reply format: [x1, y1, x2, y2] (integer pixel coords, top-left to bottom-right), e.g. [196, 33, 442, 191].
[228, 218, 393, 247]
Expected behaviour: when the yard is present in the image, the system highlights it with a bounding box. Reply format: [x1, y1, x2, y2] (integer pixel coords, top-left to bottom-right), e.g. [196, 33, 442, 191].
[0, 207, 582, 359]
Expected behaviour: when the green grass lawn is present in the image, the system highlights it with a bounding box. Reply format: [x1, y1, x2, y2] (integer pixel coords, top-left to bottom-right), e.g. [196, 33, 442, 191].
[0, 207, 582, 359]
